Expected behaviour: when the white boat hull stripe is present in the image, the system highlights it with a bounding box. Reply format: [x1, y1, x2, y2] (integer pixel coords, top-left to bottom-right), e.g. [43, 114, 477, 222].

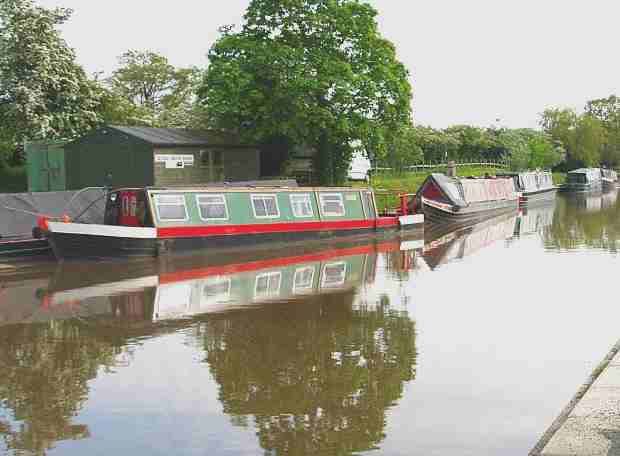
[48, 222, 157, 239]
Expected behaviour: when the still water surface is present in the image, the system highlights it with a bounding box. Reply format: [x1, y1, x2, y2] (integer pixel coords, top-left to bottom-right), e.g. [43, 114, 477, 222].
[1, 191, 619, 455]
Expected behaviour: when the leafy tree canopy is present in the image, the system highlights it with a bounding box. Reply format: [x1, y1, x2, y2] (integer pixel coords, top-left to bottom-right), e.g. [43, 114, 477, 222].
[200, 0, 413, 184]
[541, 108, 605, 168]
[0, 0, 103, 158]
[585, 95, 620, 167]
[107, 50, 207, 128]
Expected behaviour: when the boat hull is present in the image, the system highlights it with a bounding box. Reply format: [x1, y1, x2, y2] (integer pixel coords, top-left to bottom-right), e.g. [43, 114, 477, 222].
[47, 219, 423, 261]
[0, 238, 52, 260]
[559, 182, 602, 193]
[519, 187, 557, 205]
[421, 197, 518, 229]
[602, 179, 617, 190]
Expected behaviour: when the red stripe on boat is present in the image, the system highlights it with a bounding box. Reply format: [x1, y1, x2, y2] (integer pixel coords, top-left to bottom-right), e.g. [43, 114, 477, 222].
[158, 242, 401, 284]
[375, 217, 399, 227]
[156, 218, 399, 239]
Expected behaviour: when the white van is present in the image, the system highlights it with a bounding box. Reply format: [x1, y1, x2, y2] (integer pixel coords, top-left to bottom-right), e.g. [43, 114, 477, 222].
[348, 152, 372, 182]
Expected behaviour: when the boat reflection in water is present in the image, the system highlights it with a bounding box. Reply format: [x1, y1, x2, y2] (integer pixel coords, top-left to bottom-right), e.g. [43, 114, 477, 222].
[545, 189, 620, 252]
[0, 237, 420, 455]
[423, 212, 519, 269]
[512, 200, 556, 238]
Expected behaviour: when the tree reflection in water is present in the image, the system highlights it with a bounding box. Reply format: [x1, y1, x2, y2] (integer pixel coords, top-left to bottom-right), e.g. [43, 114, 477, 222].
[545, 190, 620, 251]
[0, 320, 122, 455]
[199, 290, 417, 455]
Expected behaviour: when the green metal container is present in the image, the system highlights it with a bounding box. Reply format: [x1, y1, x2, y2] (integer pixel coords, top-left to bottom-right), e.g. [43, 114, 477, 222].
[25, 141, 67, 192]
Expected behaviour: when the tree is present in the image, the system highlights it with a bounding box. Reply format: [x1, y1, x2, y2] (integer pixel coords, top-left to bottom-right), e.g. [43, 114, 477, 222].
[585, 95, 620, 167]
[445, 125, 494, 161]
[108, 50, 206, 127]
[540, 108, 605, 168]
[498, 130, 530, 171]
[526, 131, 563, 170]
[379, 125, 423, 171]
[413, 126, 460, 163]
[200, 0, 413, 185]
[0, 0, 103, 162]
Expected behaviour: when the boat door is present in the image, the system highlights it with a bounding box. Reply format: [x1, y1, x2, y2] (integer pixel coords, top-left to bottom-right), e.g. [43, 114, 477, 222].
[361, 191, 377, 220]
[104, 189, 153, 227]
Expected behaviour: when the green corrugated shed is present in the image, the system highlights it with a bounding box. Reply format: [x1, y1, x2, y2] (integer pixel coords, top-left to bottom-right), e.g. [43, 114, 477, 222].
[25, 140, 68, 192]
[64, 127, 153, 190]
[63, 126, 261, 190]
[25, 127, 263, 192]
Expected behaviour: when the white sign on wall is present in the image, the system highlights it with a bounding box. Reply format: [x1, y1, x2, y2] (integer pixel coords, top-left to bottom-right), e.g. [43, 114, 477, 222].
[154, 154, 195, 169]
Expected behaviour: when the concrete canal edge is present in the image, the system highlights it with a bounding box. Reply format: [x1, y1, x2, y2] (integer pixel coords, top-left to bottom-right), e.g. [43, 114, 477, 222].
[529, 338, 620, 456]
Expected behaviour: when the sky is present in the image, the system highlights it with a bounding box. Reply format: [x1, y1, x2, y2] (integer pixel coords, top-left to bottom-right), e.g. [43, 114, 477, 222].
[36, 0, 620, 129]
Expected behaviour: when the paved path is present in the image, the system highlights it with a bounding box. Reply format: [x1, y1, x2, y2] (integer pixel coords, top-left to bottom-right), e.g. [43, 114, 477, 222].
[531, 340, 620, 456]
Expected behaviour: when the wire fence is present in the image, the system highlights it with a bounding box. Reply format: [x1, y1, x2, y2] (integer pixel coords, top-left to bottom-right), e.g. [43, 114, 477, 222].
[372, 160, 508, 174]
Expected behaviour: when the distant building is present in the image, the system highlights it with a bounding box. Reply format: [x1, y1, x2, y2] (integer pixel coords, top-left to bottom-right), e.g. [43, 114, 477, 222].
[27, 126, 263, 191]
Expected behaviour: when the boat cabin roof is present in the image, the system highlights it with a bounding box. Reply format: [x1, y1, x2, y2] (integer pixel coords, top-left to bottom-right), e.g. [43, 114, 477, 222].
[569, 168, 599, 175]
[109, 185, 371, 194]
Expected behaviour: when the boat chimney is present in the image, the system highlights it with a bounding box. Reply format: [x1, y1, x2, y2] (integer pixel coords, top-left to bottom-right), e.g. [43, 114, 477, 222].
[447, 160, 457, 177]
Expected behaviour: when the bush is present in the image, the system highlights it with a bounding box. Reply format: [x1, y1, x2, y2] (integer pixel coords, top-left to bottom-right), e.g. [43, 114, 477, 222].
[0, 166, 27, 193]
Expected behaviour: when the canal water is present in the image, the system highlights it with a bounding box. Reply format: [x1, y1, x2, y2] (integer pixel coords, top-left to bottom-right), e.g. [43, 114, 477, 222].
[1, 190, 619, 455]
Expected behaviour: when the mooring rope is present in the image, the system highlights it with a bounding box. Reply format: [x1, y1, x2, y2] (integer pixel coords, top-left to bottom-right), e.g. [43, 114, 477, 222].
[61, 187, 106, 214]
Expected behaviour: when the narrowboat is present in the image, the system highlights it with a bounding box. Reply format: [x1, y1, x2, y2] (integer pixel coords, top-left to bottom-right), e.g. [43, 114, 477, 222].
[498, 170, 557, 204]
[0, 188, 107, 261]
[560, 168, 602, 192]
[601, 168, 618, 189]
[413, 173, 518, 226]
[40, 186, 424, 261]
[0, 235, 51, 260]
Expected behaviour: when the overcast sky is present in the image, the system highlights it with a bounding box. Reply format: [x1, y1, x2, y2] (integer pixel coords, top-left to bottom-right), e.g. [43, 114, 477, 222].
[37, 0, 620, 129]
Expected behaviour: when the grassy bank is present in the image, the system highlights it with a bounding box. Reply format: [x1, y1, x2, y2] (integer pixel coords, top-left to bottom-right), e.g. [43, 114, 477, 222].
[0, 166, 27, 193]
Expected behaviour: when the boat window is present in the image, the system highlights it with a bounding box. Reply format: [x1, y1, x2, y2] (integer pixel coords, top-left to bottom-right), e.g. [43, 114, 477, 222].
[293, 266, 315, 293]
[196, 194, 228, 221]
[154, 194, 188, 221]
[568, 173, 587, 184]
[321, 262, 347, 288]
[202, 276, 231, 305]
[319, 193, 346, 216]
[254, 271, 282, 299]
[251, 194, 280, 218]
[290, 193, 314, 218]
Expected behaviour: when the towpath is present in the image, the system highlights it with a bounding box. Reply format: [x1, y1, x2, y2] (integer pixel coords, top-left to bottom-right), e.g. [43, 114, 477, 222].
[531, 339, 620, 455]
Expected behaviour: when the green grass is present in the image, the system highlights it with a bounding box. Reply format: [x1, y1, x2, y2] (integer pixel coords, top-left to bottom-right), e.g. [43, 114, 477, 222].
[553, 172, 566, 186]
[352, 165, 503, 212]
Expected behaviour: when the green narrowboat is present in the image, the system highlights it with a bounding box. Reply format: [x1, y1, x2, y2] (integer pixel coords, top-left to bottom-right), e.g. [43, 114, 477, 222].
[41, 185, 424, 260]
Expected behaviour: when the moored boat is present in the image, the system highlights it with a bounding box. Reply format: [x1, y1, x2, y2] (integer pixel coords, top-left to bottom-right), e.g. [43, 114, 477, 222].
[600, 168, 618, 189]
[41, 185, 424, 260]
[560, 168, 602, 192]
[498, 170, 557, 204]
[0, 235, 51, 260]
[413, 173, 518, 226]
[0, 188, 107, 261]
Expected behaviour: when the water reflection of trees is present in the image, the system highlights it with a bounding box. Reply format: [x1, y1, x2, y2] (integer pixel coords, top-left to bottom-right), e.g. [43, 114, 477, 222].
[0, 321, 122, 455]
[545, 191, 620, 251]
[198, 291, 417, 455]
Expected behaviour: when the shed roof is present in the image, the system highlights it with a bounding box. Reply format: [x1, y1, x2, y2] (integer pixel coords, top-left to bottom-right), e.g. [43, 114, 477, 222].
[107, 126, 247, 147]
